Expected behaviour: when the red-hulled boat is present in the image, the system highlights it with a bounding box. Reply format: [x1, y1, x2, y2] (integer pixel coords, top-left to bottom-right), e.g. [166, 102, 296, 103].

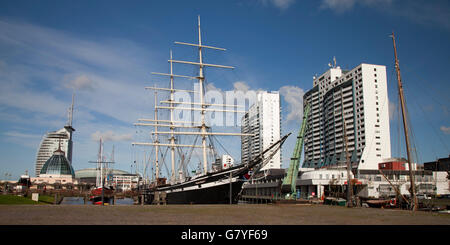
[89, 187, 114, 205]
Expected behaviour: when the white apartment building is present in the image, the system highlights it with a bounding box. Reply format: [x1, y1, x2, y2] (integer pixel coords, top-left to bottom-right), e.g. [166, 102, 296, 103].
[241, 91, 281, 170]
[35, 126, 74, 177]
[302, 63, 391, 170]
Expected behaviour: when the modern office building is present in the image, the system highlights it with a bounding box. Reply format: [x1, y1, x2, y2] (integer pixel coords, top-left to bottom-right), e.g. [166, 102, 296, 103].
[241, 91, 281, 170]
[35, 95, 75, 177]
[302, 63, 391, 170]
[35, 126, 75, 177]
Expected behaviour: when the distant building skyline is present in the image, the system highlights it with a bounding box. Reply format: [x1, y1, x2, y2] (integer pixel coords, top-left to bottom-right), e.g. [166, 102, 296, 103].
[1, 1, 449, 180]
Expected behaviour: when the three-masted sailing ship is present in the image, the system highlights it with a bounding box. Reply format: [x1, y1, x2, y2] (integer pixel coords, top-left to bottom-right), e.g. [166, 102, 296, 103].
[132, 16, 289, 204]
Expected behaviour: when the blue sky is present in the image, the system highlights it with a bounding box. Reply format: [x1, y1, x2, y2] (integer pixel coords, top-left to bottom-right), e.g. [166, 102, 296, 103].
[0, 0, 449, 180]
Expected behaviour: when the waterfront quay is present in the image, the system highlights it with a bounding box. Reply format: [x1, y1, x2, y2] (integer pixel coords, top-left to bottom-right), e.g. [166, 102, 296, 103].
[1, 204, 449, 225]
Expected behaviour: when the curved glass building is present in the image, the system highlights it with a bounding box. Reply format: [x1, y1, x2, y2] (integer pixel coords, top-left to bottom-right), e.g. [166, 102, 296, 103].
[40, 148, 75, 178]
[35, 94, 75, 177]
[35, 126, 74, 177]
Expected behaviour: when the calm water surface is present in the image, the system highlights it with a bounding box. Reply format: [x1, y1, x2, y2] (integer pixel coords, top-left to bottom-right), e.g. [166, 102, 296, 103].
[60, 196, 135, 205]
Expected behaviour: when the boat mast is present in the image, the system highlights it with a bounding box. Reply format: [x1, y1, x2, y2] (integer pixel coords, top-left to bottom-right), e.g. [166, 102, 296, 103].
[197, 15, 208, 175]
[98, 138, 103, 187]
[133, 16, 252, 180]
[391, 32, 417, 211]
[154, 91, 160, 182]
[169, 50, 177, 183]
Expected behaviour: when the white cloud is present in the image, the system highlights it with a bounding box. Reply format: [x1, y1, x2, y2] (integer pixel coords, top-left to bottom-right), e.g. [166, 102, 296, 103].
[233, 81, 250, 92]
[0, 82, 69, 117]
[440, 126, 450, 135]
[279, 85, 305, 122]
[319, 0, 450, 31]
[206, 82, 222, 92]
[64, 74, 95, 91]
[91, 130, 133, 142]
[0, 19, 157, 125]
[0, 19, 162, 173]
[2, 131, 42, 148]
[259, 0, 296, 10]
[320, 0, 393, 13]
[3, 131, 41, 139]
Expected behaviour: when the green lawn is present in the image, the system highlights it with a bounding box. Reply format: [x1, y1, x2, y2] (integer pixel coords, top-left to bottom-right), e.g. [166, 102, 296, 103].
[0, 194, 54, 205]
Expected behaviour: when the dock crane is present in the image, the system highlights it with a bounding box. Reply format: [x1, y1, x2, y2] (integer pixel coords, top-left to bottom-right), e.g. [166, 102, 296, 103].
[281, 103, 311, 199]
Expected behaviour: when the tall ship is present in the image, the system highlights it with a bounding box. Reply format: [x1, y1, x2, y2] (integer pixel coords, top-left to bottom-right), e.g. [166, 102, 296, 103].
[132, 16, 289, 204]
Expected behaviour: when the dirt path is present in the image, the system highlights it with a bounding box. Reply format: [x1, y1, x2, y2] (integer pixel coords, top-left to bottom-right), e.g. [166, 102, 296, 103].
[1, 204, 449, 225]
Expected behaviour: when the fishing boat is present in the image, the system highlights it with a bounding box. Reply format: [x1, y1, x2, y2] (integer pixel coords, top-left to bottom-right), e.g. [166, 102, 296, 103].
[132, 16, 289, 204]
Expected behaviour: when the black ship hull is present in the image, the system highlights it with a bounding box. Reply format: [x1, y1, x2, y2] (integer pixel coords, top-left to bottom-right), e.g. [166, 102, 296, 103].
[143, 134, 290, 205]
[165, 180, 244, 204]
[145, 164, 252, 204]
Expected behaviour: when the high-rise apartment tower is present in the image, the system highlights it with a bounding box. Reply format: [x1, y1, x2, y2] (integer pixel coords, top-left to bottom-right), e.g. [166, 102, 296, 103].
[241, 91, 281, 170]
[302, 63, 391, 170]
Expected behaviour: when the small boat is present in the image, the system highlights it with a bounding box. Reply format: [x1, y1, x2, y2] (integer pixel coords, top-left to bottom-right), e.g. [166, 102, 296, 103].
[366, 198, 397, 208]
[324, 197, 347, 206]
[89, 187, 113, 205]
[88, 138, 115, 205]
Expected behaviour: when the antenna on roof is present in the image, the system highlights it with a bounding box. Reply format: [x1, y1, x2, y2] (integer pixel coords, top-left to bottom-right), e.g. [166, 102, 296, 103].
[67, 93, 75, 127]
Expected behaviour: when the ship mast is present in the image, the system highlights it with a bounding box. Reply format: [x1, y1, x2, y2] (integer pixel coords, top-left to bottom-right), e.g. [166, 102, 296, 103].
[133, 16, 253, 182]
[391, 32, 418, 211]
[154, 91, 160, 182]
[172, 15, 235, 175]
[197, 15, 208, 175]
[169, 50, 176, 183]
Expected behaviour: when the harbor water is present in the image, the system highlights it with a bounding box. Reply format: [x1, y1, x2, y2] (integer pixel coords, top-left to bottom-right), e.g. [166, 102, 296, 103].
[60, 196, 135, 205]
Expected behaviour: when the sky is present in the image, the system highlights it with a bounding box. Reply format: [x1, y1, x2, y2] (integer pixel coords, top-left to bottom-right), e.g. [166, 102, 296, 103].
[0, 0, 449, 180]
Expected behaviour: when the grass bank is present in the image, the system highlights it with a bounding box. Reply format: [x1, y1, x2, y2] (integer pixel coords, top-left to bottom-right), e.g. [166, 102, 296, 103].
[0, 194, 55, 205]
